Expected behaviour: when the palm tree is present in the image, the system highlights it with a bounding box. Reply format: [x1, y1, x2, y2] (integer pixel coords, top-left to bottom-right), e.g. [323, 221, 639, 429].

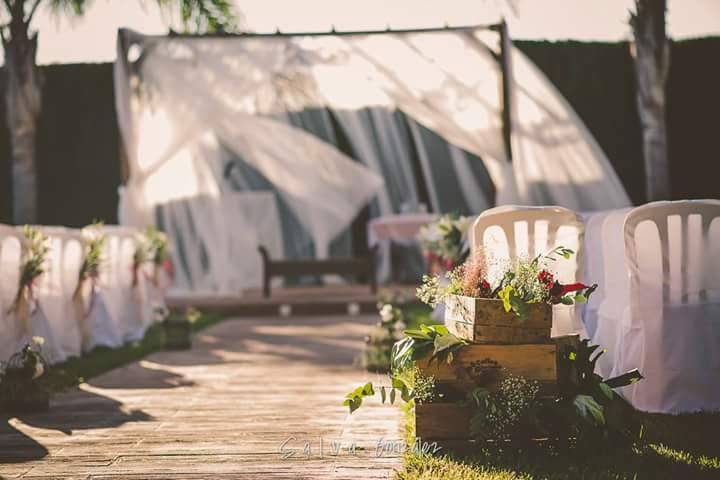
[1, 0, 237, 224]
[630, 0, 670, 201]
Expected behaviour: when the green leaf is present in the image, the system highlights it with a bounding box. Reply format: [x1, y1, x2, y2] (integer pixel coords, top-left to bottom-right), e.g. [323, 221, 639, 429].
[498, 285, 514, 312]
[560, 296, 574, 305]
[605, 369, 643, 388]
[432, 325, 450, 336]
[574, 294, 588, 304]
[401, 385, 412, 403]
[599, 382, 614, 400]
[573, 394, 605, 425]
[390, 387, 396, 404]
[433, 332, 463, 354]
[362, 382, 375, 396]
[404, 329, 432, 340]
[568, 351, 577, 361]
[380, 386, 386, 404]
[509, 293, 530, 321]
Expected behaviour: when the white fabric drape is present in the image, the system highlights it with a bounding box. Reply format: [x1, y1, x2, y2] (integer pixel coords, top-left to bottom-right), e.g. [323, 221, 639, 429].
[114, 27, 631, 293]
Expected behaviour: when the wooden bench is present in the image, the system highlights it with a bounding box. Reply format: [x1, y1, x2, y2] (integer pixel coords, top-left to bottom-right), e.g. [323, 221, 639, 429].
[258, 246, 378, 298]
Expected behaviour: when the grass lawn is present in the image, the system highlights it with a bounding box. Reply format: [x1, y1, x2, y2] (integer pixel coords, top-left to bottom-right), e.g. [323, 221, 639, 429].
[39, 311, 223, 392]
[396, 306, 720, 480]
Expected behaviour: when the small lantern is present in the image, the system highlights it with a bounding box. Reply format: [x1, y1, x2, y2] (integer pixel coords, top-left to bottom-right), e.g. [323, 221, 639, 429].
[163, 308, 193, 350]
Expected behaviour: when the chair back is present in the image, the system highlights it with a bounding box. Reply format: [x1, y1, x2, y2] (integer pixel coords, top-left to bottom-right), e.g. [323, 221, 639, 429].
[470, 205, 583, 284]
[623, 200, 720, 305]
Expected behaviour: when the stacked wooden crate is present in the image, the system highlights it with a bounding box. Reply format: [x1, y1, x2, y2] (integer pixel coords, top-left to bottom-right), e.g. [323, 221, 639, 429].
[415, 296, 557, 444]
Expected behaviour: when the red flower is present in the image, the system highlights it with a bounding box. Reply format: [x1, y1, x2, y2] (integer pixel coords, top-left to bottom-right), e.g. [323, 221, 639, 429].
[538, 270, 554, 287]
[481, 280, 491, 291]
[551, 282, 590, 298]
[443, 258, 455, 272]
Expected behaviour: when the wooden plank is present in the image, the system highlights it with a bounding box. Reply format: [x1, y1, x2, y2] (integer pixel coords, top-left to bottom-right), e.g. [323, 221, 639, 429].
[415, 403, 474, 441]
[445, 295, 551, 343]
[0, 315, 402, 479]
[416, 343, 557, 395]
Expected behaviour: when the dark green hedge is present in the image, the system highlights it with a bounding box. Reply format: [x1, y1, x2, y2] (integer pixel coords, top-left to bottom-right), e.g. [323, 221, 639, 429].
[0, 38, 718, 225]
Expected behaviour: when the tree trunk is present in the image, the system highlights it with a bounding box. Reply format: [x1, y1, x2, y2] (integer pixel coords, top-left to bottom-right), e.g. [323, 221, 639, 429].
[2, 26, 42, 225]
[631, 0, 670, 202]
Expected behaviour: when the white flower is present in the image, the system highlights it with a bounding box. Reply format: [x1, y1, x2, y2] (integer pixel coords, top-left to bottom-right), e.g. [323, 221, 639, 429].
[31, 336, 45, 346]
[379, 304, 394, 323]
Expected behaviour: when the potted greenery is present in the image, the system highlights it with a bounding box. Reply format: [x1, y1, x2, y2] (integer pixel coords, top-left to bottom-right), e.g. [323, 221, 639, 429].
[163, 307, 199, 350]
[417, 247, 597, 344]
[0, 337, 49, 413]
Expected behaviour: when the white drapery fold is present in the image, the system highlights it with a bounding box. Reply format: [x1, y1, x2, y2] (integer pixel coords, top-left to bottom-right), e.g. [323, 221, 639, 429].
[115, 27, 631, 292]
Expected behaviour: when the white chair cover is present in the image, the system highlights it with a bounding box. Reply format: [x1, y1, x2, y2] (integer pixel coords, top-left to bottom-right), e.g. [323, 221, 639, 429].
[470, 205, 584, 337]
[580, 208, 633, 379]
[0, 225, 65, 364]
[620, 200, 720, 413]
[30, 226, 83, 360]
[97, 225, 145, 343]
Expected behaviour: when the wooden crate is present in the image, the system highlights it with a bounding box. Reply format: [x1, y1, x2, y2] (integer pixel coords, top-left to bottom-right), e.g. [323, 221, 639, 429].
[416, 343, 558, 395]
[415, 403, 474, 441]
[444, 295, 552, 344]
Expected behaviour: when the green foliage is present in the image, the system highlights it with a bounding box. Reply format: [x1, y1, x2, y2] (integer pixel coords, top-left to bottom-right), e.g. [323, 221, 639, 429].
[556, 338, 644, 442]
[468, 376, 540, 441]
[343, 366, 439, 414]
[345, 321, 466, 413]
[8, 1, 237, 34]
[391, 324, 468, 372]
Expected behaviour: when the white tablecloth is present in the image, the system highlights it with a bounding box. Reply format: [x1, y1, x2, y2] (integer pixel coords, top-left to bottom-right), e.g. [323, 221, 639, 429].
[367, 213, 437, 247]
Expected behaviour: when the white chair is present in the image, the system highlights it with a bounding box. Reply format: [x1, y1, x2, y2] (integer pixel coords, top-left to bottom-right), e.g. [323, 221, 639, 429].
[620, 200, 720, 413]
[27, 226, 82, 361]
[470, 205, 584, 337]
[0, 225, 65, 364]
[102, 225, 160, 343]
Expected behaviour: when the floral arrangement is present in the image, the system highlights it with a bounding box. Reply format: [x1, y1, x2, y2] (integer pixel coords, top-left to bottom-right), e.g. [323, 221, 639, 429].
[78, 223, 105, 285]
[133, 226, 172, 287]
[73, 224, 106, 333]
[7, 227, 50, 335]
[417, 214, 472, 272]
[417, 246, 597, 320]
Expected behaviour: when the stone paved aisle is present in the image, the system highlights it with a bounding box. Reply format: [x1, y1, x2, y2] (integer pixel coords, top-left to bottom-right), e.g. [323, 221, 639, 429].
[0, 315, 402, 479]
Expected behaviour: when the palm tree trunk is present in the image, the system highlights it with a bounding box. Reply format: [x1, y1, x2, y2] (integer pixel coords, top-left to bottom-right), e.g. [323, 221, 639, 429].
[631, 0, 670, 202]
[2, 20, 42, 224]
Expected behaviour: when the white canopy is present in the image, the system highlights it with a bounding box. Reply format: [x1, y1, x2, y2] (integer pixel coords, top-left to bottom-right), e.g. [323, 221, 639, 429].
[114, 26, 630, 293]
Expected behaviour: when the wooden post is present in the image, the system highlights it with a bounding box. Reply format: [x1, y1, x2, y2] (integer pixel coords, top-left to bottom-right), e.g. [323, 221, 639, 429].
[257, 246, 271, 298]
[498, 19, 513, 163]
